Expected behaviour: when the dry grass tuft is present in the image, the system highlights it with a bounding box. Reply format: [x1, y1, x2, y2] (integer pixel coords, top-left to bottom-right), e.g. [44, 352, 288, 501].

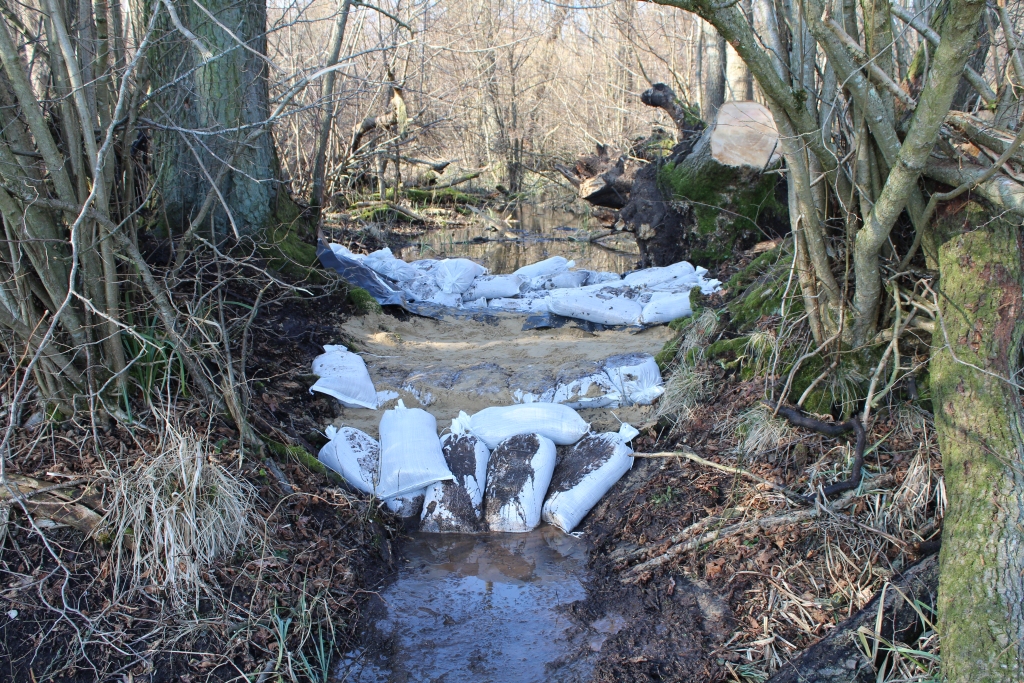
[657, 364, 713, 425]
[733, 404, 794, 456]
[103, 422, 259, 607]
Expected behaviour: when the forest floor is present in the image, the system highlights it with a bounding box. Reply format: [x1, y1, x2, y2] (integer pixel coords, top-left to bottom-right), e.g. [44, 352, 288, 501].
[0, 206, 942, 682]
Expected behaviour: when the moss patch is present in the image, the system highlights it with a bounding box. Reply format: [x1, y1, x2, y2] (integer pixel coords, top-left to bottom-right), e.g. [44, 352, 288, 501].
[347, 286, 382, 314]
[406, 187, 480, 205]
[656, 158, 786, 266]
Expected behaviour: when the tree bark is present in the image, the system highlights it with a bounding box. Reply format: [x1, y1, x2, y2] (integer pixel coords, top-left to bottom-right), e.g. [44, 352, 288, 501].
[931, 220, 1024, 683]
[151, 0, 277, 237]
[700, 20, 726, 119]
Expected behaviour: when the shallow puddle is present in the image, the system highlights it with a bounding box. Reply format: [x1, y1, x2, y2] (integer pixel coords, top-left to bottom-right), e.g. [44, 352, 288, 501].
[396, 203, 638, 274]
[337, 526, 593, 682]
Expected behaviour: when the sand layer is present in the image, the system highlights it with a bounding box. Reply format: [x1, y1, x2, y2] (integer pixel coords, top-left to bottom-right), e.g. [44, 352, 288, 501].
[325, 310, 675, 438]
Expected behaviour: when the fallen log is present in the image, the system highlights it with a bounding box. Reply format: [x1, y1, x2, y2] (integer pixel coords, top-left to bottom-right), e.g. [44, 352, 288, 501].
[766, 554, 939, 683]
[0, 474, 103, 536]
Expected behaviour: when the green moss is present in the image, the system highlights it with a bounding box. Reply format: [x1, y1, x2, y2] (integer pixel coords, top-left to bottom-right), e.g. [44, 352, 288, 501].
[727, 281, 785, 329]
[725, 243, 785, 292]
[406, 187, 479, 205]
[347, 286, 382, 314]
[656, 158, 785, 265]
[655, 338, 680, 371]
[705, 336, 749, 362]
[256, 221, 324, 282]
[787, 354, 827, 411]
[266, 439, 344, 484]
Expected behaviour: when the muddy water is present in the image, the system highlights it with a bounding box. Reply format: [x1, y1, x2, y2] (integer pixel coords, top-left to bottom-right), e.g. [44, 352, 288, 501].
[337, 526, 597, 682]
[396, 203, 638, 274]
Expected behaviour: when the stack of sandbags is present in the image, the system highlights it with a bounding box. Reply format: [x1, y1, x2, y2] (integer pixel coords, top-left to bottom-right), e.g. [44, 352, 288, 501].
[324, 244, 721, 326]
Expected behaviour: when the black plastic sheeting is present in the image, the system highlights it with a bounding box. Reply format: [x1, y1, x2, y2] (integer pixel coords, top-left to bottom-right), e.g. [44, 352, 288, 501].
[317, 241, 501, 325]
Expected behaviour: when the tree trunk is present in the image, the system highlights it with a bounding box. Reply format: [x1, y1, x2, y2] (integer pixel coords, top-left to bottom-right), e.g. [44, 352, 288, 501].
[150, 0, 277, 237]
[700, 20, 726, 119]
[931, 219, 1024, 683]
[626, 101, 786, 267]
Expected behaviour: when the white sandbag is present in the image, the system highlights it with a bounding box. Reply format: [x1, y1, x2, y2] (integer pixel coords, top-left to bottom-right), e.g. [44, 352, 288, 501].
[513, 256, 572, 280]
[541, 427, 635, 533]
[462, 274, 524, 302]
[529, 270, 589, 291]
[604, 353, 664, 405]
[364, 247, 420, 282]
[582, 270, 622, 285]
[385, 489, 426, 518]
[435, 258, 487, 294]
[317, 426, 380, 494]
[551, 365, 621, 409]
[640, 290, 694, 324]
[411, 259, 440, 274]
[377, 400, 453, 498]
[622, 261, 696, 288]
[547, 290, 643, 326]
[699, 277, 723, 294]
[421, 420, 490, 533]
[469, 403, 589, 449]
[401, 275, 442, 302]
[487, 295, 550, 314]
[310, 345, 378, 409]
[425, 290, 463, 308]
[330, 243, 365, 261]
[484, 433, 557, 532]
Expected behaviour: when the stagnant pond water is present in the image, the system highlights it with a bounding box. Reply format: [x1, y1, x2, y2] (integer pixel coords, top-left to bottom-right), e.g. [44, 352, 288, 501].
[396, 203, 639, 274]
[336, 526, 610, 683]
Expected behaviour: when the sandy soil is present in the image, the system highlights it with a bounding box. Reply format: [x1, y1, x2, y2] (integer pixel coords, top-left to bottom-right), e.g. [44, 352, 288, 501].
[326, 310, 675, 438]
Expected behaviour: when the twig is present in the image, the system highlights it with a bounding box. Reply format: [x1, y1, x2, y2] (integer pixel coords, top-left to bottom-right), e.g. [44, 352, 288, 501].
[263, 458, 295, 495]
[635, 447, 807, 504]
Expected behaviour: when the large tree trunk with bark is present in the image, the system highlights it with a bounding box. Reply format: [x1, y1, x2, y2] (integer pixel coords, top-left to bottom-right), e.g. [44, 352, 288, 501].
[931, 219, 1024, 683]
[150, 0, 277, 237]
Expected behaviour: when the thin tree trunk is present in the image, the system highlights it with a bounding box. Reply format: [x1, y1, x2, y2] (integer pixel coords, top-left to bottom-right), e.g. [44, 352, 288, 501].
[310, 0, 353, 212]
[700, 20, 725, 119]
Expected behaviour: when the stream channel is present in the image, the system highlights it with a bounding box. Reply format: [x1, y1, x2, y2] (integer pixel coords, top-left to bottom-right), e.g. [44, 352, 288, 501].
[334, 204, 638, 682]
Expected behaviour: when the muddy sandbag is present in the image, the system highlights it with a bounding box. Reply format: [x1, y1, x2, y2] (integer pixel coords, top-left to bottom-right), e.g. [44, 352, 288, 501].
[364, 247, 420, 282]
[378, 400, 453, 498]
[542, 425, 637, 532]
[529, 270, 588, 291]
[551, 363, 621, 409]
[514, 256, 572, 280]
[435, 258, 487, 294]
[485, 433, 557, 532]
[469, 403, 589, 449]
[318, 426, 381, 494]
[310, 345, 378, 409]
[385, 488, 426, 519]
[463, 274, 524, 302]
[582, 270, 622, 285]
[487, 295, 551, 314]
[639, 290, 693, 324]
[604, 353, 664, 405]
[421, 416, 490, 533]
[546, 289, 643, 326]
[622, 261, 696, 288]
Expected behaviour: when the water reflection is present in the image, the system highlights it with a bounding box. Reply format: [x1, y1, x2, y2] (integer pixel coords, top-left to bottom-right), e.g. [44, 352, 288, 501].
[396, 204, 639, 275]
[338, 526, 589, 683]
